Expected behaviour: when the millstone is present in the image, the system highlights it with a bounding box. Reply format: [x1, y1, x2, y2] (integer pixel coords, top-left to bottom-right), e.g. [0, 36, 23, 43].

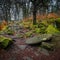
[25, 34, 52, 44]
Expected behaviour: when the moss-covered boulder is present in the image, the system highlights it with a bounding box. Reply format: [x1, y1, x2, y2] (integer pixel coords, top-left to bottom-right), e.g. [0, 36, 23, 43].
[25, 34, 52, 44]
[0, 36, 13, 48]
[41, 42, 54, 50]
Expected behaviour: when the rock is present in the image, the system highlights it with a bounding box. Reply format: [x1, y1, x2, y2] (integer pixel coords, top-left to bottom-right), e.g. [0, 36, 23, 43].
[39, 48, 49, 56]
[41, 42, 54, 50]
[18, 45, 26, 50]
[23, 56, 33, 60]
[25, 34, 52, 44]
[40, 34, 52, 41]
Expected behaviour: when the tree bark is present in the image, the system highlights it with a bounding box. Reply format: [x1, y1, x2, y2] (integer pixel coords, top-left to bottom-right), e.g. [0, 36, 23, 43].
[33, 4, 37, 25]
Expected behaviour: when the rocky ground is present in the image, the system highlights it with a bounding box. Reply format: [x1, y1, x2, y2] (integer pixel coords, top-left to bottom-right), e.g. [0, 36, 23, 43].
[0, 34, 60, 60]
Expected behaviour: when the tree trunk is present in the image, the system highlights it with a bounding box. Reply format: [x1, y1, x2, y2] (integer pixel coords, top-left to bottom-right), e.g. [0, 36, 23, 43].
[33, 4, 37, 25]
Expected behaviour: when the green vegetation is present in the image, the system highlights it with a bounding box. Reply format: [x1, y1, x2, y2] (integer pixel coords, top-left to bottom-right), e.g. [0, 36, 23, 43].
[35, 28, 40, 33]
[56, 18, 60, 22]
[20, 19, 60, 35]
[0, 0, 60, 53]
[0, 36, 13, 48]
[25, 31, 33, 37]
[17, 34, 24, 38]
[2, 26, 14, 35]
[5, 28, 14, 35]
[46, 25, 60, 34]
[55, 18, 60, 30]
[0, 18, 60, 50]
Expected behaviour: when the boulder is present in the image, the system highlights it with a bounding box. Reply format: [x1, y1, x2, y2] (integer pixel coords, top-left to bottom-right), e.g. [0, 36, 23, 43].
[25, 34, 52, 44]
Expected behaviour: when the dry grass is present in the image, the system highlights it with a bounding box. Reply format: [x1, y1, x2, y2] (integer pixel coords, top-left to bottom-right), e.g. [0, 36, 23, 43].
[23, 13, 60, 22]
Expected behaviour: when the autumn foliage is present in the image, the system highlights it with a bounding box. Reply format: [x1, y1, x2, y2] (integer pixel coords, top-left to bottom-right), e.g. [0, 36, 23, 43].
[0, 20, 7, 30]
[23, 13, 59, 21]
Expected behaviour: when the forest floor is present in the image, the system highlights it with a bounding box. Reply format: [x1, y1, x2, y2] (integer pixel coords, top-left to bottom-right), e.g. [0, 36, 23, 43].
[0, 17, 60, 60]
[0, 33, 60, 60]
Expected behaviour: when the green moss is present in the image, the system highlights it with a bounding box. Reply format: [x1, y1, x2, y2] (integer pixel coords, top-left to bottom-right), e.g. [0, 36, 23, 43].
[0, 26, 14, 35]
[5, 27, 14, 35]
[0, 36, 5, 42]
[29, 24, 38, 30]
[55, 18, 60, 30]
[25, 31, 33, 37]
[41, 20, 48, 26]
[41, 42, 54, 50]
[48, 18, 55, 23]
[0, 36, 13, 48]
[35, 28, 40, 33]
[46, 25, 60, 34]
[17, 34, 24, 38]
[56, 18, 60, 22]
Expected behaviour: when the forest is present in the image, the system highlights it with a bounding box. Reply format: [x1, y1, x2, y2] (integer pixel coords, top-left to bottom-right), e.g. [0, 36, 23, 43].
[0, 0, 60, 60]
[0, 0, 60, 21]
